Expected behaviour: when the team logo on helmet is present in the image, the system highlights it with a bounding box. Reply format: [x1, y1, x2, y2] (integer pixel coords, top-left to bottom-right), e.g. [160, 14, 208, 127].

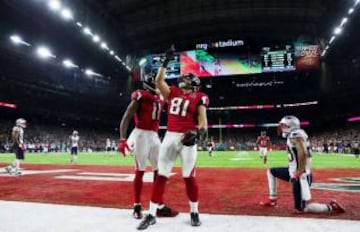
[278, 115, 300, 138]
[16, 118, 27, 128]
[143, 72, 156, 93]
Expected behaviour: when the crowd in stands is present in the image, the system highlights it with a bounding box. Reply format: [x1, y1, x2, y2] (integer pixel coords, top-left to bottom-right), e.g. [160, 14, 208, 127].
[0, 120, 118, 153]
[1, 119, 359, 155]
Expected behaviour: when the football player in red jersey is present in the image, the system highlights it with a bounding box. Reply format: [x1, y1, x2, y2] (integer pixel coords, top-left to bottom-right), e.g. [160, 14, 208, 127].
[137, 47, 209, 230]
[256, 131, 271, 165]
[119, 72, 176, 220]
[207, 137, 215, 157]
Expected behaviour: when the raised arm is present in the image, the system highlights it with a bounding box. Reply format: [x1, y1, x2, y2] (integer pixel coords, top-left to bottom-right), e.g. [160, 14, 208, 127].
[155, 67, 170, 100]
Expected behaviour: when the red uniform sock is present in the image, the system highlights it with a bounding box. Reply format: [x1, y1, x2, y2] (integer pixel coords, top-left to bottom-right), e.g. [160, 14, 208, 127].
[134, 170, 145, 204]
[150, 175, 168, 204]
[184, 177, 199, 202]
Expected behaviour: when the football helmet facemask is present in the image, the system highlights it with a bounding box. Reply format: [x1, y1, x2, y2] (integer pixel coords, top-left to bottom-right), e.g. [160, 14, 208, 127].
[15, 118, 27, 128]
[143, 72, 157, 93]
[178, 73, 200, 90]
[277, 115, 300, 138]
[261, 131, 266, 136]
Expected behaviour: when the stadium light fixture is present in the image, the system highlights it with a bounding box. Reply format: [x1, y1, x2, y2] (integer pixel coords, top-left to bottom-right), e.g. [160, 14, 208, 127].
[92, 35, 100, 43]
[60, 8, 73, 20]
[48, 0, 61, 12]
[85, 68, 103, 77]
[83, 27, 92, 36]
[355, 0, 360, 6]
[334, 27, 342, 35]
[36, 46, 56, 59]
[10, 35, 31, 46]
[100, 42, 109, 50]
[340, 17, 348, 26]
[76, 22, 83, 27]
[329, 36, 336, 44]
[138, 58, 146, 66]
[126, 66, 132, 71]
[109, 50, 114, 56]
[63, 59, 78, 68]
[348, 8, 354, 14]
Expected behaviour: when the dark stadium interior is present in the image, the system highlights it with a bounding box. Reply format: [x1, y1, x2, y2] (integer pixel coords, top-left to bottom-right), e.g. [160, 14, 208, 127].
[1, 0, 360, 144]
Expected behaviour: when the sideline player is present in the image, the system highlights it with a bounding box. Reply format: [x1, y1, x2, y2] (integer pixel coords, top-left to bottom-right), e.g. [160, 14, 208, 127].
[5, 118, 27, 176]
[259, 115, 345, 214]
[106, 138, 112, 153]
[256, 131, 271, 165]
[119, 72, 176, 219]
[137, 47, 209, 230]
[207, 137, 215, 157]
[70, 130, 79, 164]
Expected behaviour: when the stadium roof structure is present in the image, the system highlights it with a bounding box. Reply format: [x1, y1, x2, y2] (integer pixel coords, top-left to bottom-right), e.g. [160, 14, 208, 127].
[0, 0, 359, 128]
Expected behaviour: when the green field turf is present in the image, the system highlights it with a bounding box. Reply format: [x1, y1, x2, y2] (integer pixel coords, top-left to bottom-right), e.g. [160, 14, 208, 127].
[0, 151, 359, 169]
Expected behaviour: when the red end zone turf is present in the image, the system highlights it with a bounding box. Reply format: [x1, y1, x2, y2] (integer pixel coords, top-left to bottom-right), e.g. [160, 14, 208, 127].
[0, 164, 359, 220]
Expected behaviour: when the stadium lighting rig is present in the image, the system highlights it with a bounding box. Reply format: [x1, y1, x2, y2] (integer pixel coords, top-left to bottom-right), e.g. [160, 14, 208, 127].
[62, 59, 79, 68]
[37, 0, 132, 71]
[10, 35, 31, 46]
[85, 68, 103, 77]
[322, 0, 359, 57]
[36, 46, 56, 59]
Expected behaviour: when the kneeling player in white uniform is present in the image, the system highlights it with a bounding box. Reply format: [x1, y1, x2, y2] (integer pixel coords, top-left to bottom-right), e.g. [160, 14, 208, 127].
[259, 116, 345, 214]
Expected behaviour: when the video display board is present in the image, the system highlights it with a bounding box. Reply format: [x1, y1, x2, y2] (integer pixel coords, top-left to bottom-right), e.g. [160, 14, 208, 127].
[180, 50, 262, 77]
[148, 53, 181, 79]
[261, 45, 295, 72]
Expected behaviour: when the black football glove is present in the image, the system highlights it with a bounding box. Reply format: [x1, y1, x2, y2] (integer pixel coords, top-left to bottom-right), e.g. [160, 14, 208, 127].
[162, 45, 175, 68]
[181, 130, 198, 146]
[181, 128, 207, 146]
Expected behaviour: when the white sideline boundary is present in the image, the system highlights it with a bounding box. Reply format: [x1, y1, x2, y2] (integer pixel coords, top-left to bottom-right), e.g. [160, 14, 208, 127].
[0, 201, 359, 232]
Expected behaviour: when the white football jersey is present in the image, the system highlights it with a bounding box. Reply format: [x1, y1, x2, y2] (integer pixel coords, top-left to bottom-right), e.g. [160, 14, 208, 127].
[12, 126, 24, 145]
[286, 128, 312, 177]
[106, 139, 111, 148]
[71, 135, 79, 147]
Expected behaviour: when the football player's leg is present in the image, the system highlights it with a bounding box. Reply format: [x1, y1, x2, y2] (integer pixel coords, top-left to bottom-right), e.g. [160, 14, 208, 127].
[260, 167, 289, 206]
[133, 131, 149, 214]
[149, 133, 178, 216]
[262, 149, 268, 164]
[180, 144, 201, 226]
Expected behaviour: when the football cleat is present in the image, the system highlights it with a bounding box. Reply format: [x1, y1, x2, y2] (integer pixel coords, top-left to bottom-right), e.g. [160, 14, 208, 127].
[133, 204, 143, 219]
[5, 166, 13, 174]
[259, 199, 277, 207]
[156, 205, 179, 217]
[137, 214, 156, 230]
[329, 200, 345, 214]
[190, 212, 201, 227]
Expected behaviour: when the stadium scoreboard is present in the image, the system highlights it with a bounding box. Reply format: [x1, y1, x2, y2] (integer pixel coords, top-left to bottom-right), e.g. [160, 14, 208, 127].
[261, 45, 295, 72]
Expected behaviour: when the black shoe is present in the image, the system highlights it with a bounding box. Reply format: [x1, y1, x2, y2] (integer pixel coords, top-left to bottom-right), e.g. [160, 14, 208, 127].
[133, 204, 143, 219]
[190, 212, 201, 227]
[156, 205, 179, 217]
[137, 214, 156, 230]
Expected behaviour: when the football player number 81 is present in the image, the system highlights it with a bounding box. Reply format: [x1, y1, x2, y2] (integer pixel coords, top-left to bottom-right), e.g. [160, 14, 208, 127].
[169, 97, 190, 117]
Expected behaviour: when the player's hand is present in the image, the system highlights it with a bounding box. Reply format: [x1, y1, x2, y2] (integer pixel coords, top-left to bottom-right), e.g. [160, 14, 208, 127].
[181, 131, 198, 146]
[19, 144, 26, 152]
[118, 139, 130, 157]
[162, 45, 175, 67]
[198, 128, 207, 142]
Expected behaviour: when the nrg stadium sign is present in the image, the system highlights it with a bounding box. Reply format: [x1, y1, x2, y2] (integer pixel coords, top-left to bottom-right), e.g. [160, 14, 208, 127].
[196, 39, 244, 50]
